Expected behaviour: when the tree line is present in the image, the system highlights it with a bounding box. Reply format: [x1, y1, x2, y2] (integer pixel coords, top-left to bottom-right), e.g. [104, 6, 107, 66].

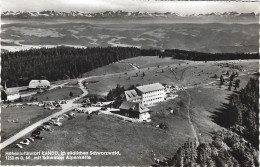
[161, 49, 259, 61]
[228, 78, 259, 148]
[2, 46, 141, 87]
[2, 46, 259, 87]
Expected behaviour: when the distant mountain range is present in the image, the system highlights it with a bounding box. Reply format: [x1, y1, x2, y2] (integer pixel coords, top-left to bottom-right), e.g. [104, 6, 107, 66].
[1, 10, 259, 18]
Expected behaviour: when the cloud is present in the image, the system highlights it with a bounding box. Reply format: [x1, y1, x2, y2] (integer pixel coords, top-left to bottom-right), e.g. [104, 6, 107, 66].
[2, 0, 259, 14]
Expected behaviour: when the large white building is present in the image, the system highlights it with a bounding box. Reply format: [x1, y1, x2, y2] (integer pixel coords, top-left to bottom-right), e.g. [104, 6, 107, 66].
[28, 80, 50, 89]
[125, 83, 165, 106]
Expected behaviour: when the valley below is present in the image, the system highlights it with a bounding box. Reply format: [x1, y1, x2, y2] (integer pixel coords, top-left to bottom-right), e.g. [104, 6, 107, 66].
[1, 18, 259, 53]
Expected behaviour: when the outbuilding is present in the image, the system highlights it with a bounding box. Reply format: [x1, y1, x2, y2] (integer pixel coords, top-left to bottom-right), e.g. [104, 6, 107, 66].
[28, 80, 50, 89]
[1, 89, 20, 101]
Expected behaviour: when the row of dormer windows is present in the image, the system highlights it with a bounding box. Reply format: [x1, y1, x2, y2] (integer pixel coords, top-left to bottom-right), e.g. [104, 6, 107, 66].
[143, 89, 163, 95]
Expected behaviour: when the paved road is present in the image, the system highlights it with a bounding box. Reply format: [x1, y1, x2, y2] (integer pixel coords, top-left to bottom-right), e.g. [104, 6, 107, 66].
[0, 79, 88, 150]
[1, 72, 128, 150]
[0, 103, 74, 150]
[49, 82, 69, 90]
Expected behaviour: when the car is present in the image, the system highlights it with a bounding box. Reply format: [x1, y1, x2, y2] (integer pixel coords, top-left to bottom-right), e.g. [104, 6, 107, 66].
[37, 126, 45, 131]
[53, 122, 62, 126]
[38, 103, 44, 107]
[57, 116, 64, 120]
[49, 120, 55, 123]
[49, 106, 55, 110]
[43, 125, 51, 131]
[63, 114, 70, 118]
[15, 144, 23, 149]
[32, 102, 39, 105]
[33, 136, 44, 140]
[47, 121, 54, 125]
[2, 105, 8, 108]
[69, 112, 75, 115]
[31, 130, 41, 136]
[27, 137, 34, 142]
[19, 139, 30, 145]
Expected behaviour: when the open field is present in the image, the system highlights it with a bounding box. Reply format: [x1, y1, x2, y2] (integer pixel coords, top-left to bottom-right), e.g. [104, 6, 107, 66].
[82, 62, 135, 77]
[83, 57, 258, 96]
[2, 94, 193, 166]
[23, 87, 83, 101]
[125, 56, 185, 68]
[1, 106, 56, 142]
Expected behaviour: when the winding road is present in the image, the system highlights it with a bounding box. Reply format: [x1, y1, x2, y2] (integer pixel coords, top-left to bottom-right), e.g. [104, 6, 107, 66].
[0, 72, 125, 150]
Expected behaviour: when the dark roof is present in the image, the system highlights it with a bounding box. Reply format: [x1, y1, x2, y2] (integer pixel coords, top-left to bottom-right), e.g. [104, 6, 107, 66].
[119, 101, 149, 113]
[125, 89, 141, 101]
[136, 83, 165, 93]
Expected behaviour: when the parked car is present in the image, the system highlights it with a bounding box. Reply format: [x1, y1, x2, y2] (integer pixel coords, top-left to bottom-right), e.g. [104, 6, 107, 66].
[43, 125, 51, 131]
[38, 103, 44, 107]
[15, 143, 23, 149]
[57, 116, 64, 121]
[27, 137, 34, 142]
[63, 114, 70, 118]
[19, 139, 30, 145]
[31, 130, 41, 136]
[43, 121, 53, 126]
[53, 122, 62, 126]
[49, 106, 55, 110]
[33, 136, 44, 140]
[68, 112, 75, 117]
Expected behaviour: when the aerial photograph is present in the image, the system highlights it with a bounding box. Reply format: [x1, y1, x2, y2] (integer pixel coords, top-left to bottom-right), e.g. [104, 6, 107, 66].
[1, 0, 259, 166]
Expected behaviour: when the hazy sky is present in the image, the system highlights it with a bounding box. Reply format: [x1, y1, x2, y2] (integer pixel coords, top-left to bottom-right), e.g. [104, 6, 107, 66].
[2, 0, 259, 14]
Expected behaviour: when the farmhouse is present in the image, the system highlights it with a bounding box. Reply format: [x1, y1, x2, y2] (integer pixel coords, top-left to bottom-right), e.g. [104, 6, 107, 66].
[125, 83, 165, 106]
[119, 101, 150, 121]
[28, 80, 50, 89]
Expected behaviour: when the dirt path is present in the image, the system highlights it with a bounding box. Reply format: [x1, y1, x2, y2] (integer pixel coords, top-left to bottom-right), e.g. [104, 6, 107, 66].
[129, 63, 139, 70]
[184, 90, 200, 147]
[181, 70, 258, 147]
[168, 66, 200, 146]
[170, 66, 194, 81]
